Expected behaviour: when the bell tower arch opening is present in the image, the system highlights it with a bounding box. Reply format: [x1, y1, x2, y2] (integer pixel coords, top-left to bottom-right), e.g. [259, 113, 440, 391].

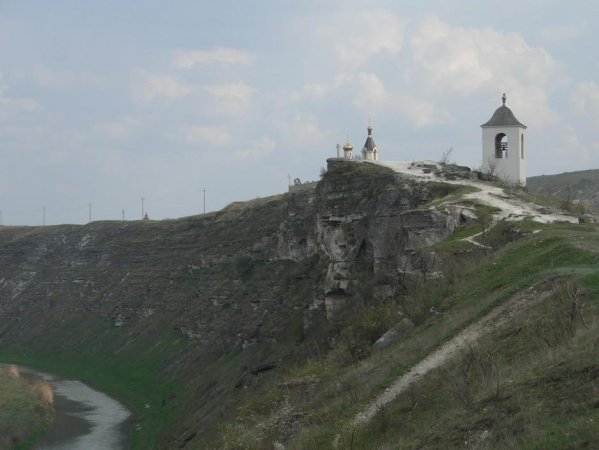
[495, 133, 508, 158]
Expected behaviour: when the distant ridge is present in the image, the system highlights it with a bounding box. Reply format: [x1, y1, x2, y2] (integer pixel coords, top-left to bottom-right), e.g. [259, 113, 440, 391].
[528, 169, 599, 206]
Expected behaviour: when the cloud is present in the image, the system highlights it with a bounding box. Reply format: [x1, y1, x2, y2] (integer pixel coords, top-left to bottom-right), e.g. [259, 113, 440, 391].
[174, 48, 252, 68]
[175, 125, 233, 145]
[233, 137, 276, 159]
[133, 70, 193, 103]
[555, 124, 591, 161]
[275, 114, 331, 150]
[571, 81, 599, 120]
[352, 72, 386, 108]
[93, 116, 140, 139]
[0, 72, 41, 118]
[205, 82, 255, 116]
[290, 73, 353, 102]
[398, 94, 451, 127]
[409, 18, 560, 95]
[0, 95, 41, 113]
[290, 72, 385, 110]
[315, 9, 408, 69]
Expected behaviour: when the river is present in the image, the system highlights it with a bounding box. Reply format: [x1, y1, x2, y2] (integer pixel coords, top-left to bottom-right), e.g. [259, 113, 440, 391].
[1, 365, 132, 450]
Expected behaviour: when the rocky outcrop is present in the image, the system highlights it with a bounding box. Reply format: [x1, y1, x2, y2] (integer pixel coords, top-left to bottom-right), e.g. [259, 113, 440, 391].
[314, 160, 458, 321]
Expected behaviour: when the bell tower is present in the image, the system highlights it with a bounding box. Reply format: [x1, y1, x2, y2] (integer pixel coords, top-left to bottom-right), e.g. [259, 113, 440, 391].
[481, 93, 527, 186]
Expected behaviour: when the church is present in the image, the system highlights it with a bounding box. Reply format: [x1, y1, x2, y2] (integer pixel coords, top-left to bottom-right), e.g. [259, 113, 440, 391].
[337, 94, 527, 186]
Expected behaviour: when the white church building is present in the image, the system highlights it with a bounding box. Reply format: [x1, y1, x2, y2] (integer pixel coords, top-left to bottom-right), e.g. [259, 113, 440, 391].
[337, 124, 379, 161]
[481, 94, 527, 186]
[335, 94, 527, 187]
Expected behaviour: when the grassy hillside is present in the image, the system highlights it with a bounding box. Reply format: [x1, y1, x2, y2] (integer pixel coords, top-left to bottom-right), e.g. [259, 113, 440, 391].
[207, 220, 599, 449]
[1, 162, 598, 449]
[0, 193, 329, 449]
[528, 169, 599, 207]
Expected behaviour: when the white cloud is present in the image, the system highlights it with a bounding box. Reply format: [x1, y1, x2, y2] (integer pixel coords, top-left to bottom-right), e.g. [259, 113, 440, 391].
[398, 94, 451, 127]
[555, 124, 590, 161]
[314, 9, 407, 69]
[205, 82, 255, 116]
[233, 137, 276, 159]
[174, 48, 252, 68]
[0, 95, 40, 113]
[275, 114, 331, 149]
[133, 70, 193, 103]
[290, 73, 352, 102]
[0, 72, 41, 118]
[409, 18, 560, 95]
[290, 72, 385, 110]
[93, 116, 140, 139]
[352, 72, 386, 108]
[175, 125, 232, 146]
[571, 81, 599, 120]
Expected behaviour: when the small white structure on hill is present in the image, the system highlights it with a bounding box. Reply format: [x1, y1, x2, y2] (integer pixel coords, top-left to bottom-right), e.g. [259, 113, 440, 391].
[343, 140, 353, 159]
[481, 93, 527, 186]
[337, 124, 380, 161]
[361, 124, 379, 161]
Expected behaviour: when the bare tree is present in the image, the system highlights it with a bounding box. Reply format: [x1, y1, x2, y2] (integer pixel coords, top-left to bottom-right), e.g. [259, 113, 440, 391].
[486, 158, 498, 177]
[440, 147, 454, 165]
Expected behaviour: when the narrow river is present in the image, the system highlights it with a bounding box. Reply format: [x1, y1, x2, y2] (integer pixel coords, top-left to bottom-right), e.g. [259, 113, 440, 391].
[2, 365, 132, 450]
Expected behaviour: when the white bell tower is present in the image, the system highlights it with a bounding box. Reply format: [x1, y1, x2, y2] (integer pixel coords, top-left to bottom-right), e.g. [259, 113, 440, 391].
[481, 94, 527, 186]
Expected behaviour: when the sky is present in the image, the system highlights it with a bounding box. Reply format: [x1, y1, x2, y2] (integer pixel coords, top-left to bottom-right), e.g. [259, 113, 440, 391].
[1, 1, 598, 225]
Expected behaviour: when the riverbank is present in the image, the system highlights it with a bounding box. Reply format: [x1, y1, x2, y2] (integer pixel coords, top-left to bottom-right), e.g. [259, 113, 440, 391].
[0, 366, 53, 449]
[0, 334, 183, 449]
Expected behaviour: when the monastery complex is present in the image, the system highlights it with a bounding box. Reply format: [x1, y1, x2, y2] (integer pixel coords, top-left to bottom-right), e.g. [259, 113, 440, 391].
[336, 94, 527, 186]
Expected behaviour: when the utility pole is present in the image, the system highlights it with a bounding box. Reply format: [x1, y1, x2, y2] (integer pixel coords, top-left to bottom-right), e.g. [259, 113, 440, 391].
[43, 206, 46, 226]
[122, 208, 125, 222]
[202, 189, 206, 214]
[141, 196, 144, 220]
[0, 209, 2, 226]
[88, 203, 92, 223]
[287, 174, 291, 187]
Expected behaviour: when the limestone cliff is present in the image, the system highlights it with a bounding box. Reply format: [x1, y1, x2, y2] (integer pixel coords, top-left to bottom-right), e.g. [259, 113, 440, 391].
[0, 160, 461, 447]
[314, 160, 457, 321]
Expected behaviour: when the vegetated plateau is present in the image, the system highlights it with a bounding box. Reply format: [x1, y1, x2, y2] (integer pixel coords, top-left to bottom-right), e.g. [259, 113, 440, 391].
[0, 159, 597, 449]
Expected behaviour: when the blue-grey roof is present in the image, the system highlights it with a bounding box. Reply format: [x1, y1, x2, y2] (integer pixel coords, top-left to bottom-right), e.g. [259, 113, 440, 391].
[481, 105, 527, 128]
[362, 126, 378, 152]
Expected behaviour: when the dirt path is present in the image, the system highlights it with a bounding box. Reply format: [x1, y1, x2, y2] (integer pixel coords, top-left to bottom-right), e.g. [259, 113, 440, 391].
[353, 286, 543, 427]
[344, 161, 571, 433]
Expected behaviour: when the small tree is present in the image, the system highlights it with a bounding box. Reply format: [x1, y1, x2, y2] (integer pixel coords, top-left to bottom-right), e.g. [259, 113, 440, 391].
[440, 147, 454, 165]
[486, 158, 498, 177]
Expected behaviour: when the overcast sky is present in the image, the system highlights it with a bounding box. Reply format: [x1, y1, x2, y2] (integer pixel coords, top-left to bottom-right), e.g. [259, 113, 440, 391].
[1, 1, 598, 225]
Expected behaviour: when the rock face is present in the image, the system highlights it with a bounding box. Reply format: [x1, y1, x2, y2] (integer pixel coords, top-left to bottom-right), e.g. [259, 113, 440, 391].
[314, 160, 457, 321]
[0, 160, 461, 446]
